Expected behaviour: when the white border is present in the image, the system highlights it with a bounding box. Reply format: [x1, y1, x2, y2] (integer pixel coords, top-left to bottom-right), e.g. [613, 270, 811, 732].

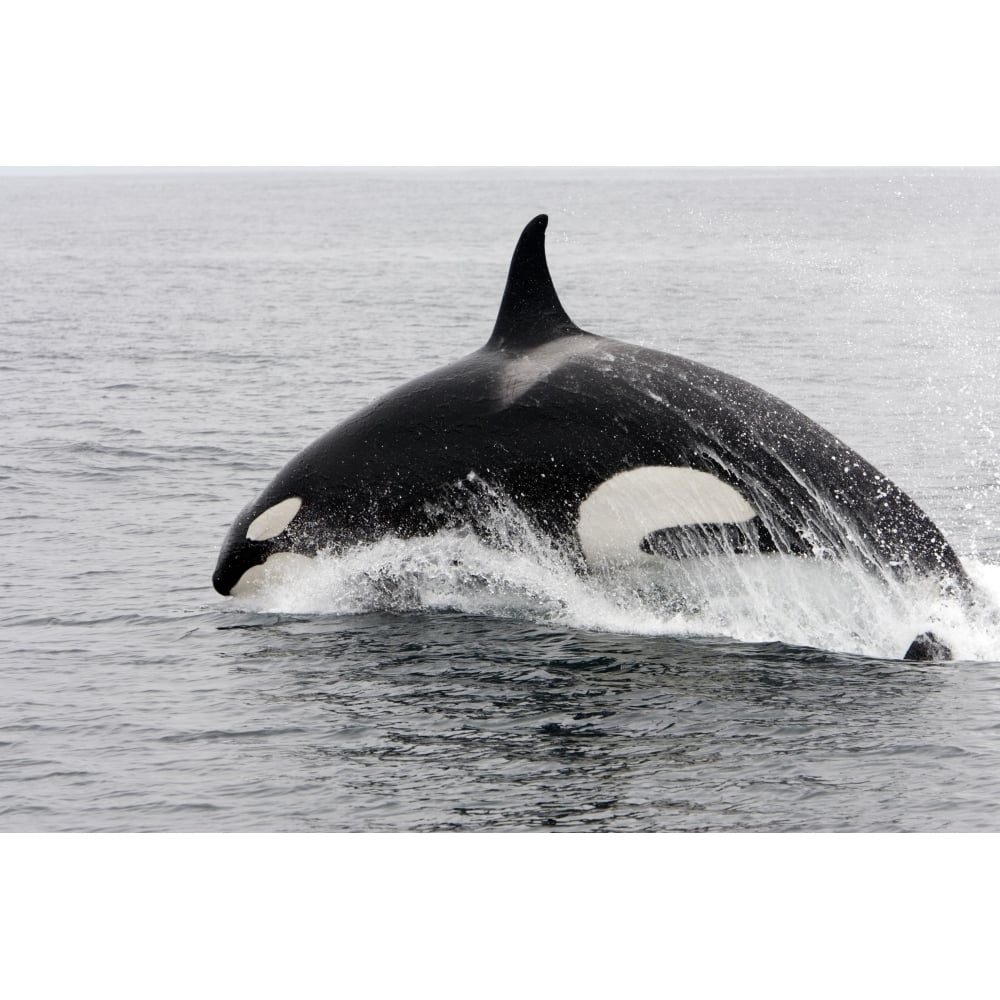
[3, 2, 998, 165]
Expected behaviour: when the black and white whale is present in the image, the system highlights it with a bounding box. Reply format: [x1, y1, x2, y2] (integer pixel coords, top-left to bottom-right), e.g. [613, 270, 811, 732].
[213, 215, 971, 658]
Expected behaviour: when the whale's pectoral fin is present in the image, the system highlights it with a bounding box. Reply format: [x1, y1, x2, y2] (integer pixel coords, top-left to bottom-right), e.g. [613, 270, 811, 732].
[903, 631, 953, 662]
[641, 516, 788, 559]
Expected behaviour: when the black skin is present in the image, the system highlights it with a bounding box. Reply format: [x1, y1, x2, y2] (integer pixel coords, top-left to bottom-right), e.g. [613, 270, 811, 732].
[213, 215, 972, 658]
[904, 632, 953, 662]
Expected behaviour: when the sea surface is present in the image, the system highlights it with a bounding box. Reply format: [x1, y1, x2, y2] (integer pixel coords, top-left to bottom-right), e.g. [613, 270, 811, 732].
[3, 167, 1000, 831]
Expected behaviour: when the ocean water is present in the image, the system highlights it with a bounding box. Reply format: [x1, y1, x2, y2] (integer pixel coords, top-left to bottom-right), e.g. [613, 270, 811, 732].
[3, 167, 1000, 831]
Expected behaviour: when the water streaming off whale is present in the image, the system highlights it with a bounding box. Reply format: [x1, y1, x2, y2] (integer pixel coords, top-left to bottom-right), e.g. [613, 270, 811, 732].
[213, 213, 980, 665]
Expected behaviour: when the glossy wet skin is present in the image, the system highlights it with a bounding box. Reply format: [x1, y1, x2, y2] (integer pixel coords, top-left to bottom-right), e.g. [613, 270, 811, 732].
[213, 215, 971, 600]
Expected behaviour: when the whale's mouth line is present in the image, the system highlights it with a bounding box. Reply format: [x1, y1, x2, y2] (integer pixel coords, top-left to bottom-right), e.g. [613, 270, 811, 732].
[213, 534, 272, 596]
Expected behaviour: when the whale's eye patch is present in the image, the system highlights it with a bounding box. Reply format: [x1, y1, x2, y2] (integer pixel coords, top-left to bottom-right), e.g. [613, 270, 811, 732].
[246, 497, 302, 541]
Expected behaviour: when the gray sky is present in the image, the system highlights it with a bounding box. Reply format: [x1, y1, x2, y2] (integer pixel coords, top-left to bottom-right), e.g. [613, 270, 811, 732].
[3, 3, 997, 165]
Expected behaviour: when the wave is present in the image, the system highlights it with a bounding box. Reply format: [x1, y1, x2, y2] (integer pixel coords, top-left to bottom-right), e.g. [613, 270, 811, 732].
[228, 508, 1000, 663]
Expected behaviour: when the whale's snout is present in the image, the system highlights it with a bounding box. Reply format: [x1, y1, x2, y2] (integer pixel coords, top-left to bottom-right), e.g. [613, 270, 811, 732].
[212, 537, 269, 596]
[213, 496, 307, 596]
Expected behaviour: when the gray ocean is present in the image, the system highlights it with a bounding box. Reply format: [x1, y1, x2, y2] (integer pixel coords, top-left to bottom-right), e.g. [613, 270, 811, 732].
[4, 167, 1000, 832]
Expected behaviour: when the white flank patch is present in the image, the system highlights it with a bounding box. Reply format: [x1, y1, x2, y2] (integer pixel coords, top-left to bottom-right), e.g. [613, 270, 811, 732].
[245, 496, 302, 541]
[230, 551, 314, 597]
[499, 337, 603, 406]
[577, 466, 756, 564]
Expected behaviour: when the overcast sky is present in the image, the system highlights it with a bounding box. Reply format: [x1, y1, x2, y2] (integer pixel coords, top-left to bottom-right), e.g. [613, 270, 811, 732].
[4, 3, 997, 166]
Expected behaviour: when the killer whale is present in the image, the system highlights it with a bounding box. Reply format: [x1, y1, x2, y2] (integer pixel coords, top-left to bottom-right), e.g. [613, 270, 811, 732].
[213, 215, 971, 657]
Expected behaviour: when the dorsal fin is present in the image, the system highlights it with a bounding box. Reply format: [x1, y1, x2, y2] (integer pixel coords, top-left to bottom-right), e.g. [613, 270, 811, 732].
[487, 215, 585, 351]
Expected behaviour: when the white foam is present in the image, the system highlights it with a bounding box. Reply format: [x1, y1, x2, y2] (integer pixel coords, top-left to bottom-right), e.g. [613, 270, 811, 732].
[230, 507, 1000, 661]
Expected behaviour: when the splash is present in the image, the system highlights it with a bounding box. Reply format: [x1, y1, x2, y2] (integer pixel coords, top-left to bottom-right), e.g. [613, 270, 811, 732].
[231, 501, 1000, 662]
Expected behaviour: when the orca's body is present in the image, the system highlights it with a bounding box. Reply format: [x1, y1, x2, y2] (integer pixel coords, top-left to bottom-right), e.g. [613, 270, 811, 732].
[213, 216, 969, 658]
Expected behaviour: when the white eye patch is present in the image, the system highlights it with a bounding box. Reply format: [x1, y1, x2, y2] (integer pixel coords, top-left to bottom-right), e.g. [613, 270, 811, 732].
[577, 466, 756, 565]
[246, 497, 302, 541]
